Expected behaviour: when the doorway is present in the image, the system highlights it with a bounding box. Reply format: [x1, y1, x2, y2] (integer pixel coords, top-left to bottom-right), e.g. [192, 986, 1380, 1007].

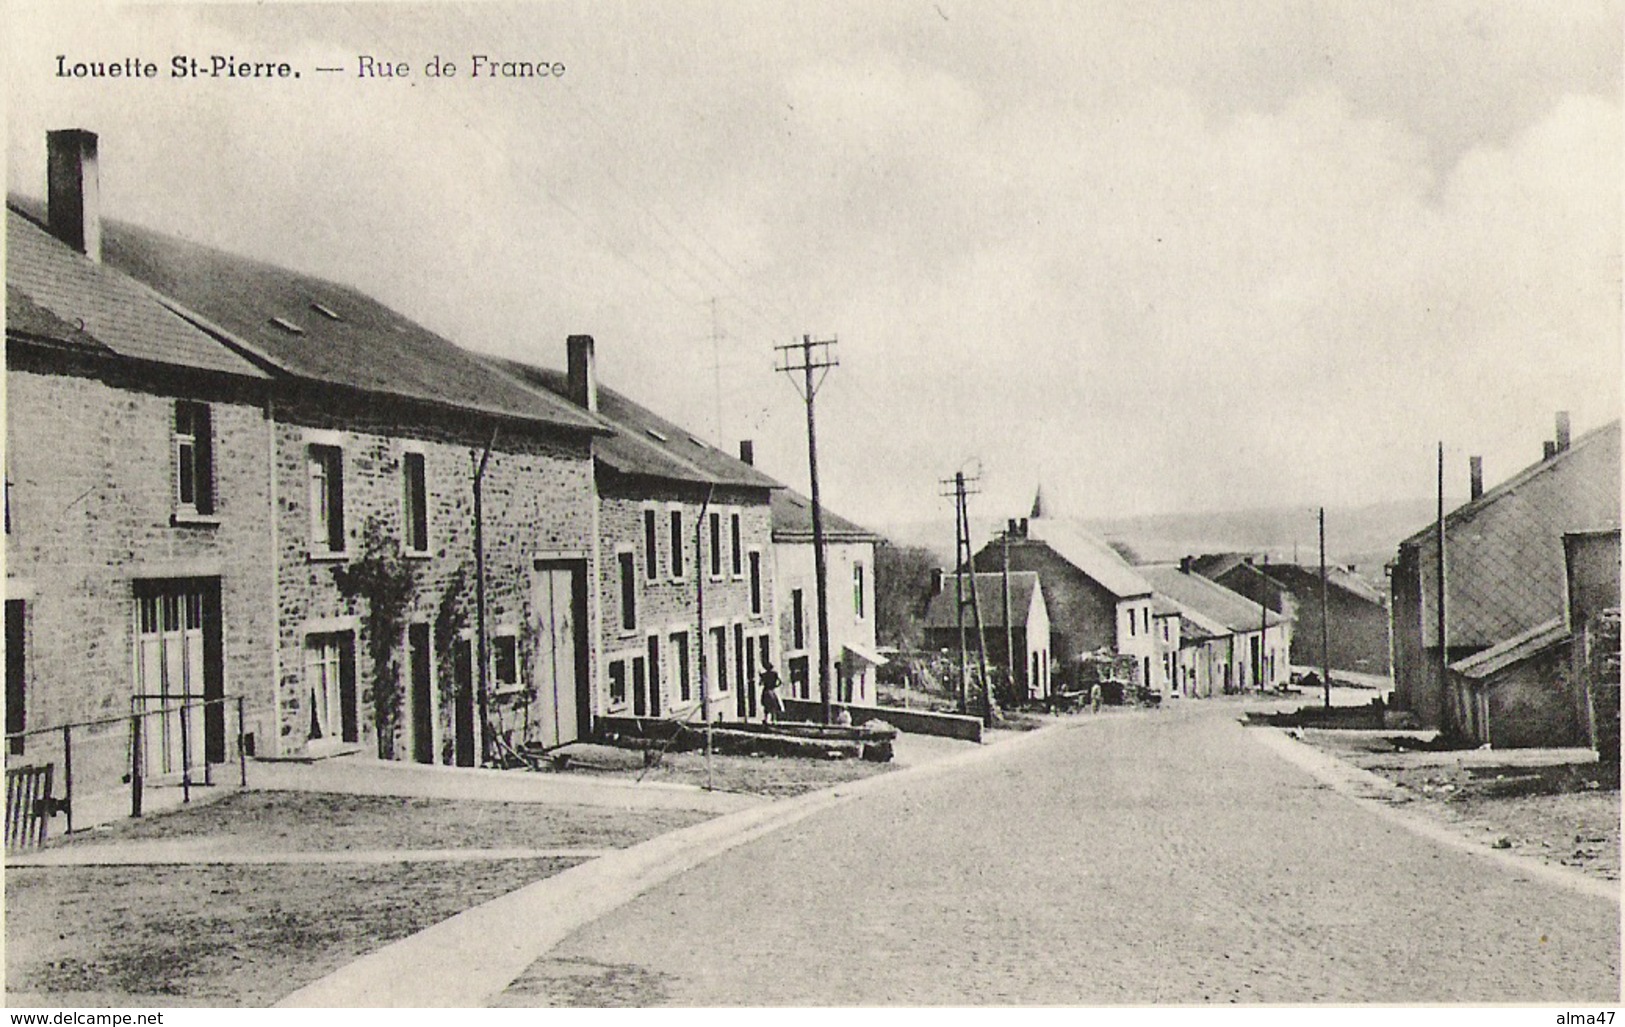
[530, 560, 589, 748]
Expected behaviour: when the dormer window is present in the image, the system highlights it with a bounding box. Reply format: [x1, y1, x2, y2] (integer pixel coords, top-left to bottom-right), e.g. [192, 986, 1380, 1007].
[310, 302, 343, 322]
[269, 316, 305, 335]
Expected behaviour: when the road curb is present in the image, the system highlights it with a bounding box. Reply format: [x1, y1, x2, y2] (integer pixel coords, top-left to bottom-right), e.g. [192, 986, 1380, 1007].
[275, 718, 1075, 1008]
[1248, 725, 1620, 906]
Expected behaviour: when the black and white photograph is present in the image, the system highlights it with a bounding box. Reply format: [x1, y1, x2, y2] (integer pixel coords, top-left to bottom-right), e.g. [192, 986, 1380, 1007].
[3, 0, 1620, 1011]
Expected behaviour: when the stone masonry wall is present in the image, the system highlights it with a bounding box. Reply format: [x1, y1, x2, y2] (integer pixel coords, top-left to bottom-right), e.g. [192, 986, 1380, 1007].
[598, 483, 774, 722]
[5, 364, 275, 790]
[270, 397, 595, 759]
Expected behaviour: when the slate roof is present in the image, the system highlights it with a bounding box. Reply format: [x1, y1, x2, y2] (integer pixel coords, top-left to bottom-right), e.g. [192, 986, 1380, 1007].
[1022, 519, 1153, 599]
[10, 195, 603, 432]
[1449, 618, 1568, 680]
[1401, 420, 1621, 648]
[1401, 421, 1622, 547]
[1257, 562, 1386, 607]
[1139, 564, 1285, 634]
[923, 572, 1042, 631]
[771, 488, 880, 542]
[7, 204, 266, 377]
[494, 358, 781, 490]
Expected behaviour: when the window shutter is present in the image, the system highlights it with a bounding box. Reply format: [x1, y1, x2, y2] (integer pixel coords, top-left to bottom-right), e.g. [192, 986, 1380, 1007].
[339, 633, 359, 743]
[328, 451, 346, 552]
[195, 404, 215, 515]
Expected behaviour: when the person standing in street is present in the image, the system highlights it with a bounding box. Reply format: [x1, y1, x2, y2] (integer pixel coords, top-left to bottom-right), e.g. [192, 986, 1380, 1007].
[1090, 681, 1104, 714]
[760, 659, 785, 722]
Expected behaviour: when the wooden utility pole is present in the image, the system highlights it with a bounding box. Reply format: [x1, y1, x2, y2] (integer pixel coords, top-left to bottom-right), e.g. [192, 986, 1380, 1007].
[1435, 442, 1451, 738]
[695, 484, 715, 788]
[941, 471, 995, 726]
[1002, 530, 1015, 702]
[776, 336, 839, 724]
[1319, 506, 1331, 710]
[1258, 554, 1270, 692]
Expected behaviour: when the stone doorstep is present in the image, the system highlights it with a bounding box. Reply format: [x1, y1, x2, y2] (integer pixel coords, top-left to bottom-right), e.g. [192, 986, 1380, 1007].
[252, 744, 366, 764]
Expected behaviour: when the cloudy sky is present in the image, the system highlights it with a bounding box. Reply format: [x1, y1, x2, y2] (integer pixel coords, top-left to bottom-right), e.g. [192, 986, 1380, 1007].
[8, 1, 1620, 527]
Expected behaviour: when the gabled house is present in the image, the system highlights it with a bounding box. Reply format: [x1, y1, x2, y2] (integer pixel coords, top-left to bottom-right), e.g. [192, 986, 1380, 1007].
[971, 510, 1156, 690]
[497, 341, 782, 724]
[1449, 527, 1622, 750]
[27, 129, 612, 769]
[1151, 597, 1182, 697]
[765, 479, 884, 706]
[1139, 561, 1292, 693]
[1390, 415, 1621, 731]
[922, 570, 1052, 701]
[1195, 554, 1386, 675]
[6, 148, 275, 792]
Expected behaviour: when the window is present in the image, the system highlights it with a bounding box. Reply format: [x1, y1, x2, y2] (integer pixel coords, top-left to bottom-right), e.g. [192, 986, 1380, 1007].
[749, 551, 763, 615]
[643, 508, 660, 581]
[1143, 608, 1150, 633]
[304, 631, 358, 744]
[618, 550, 637, 632]
[173, 401, 215, 517]
[402, 451, 428, 554]
[493, 634, 521, 693]
[853, 563, 866, 620]
[307, 444, 345, 554]
[789, 654, 810, 699]
[1127, 608, 1136, 637]
[671, 631, 691, 702]
[709, 512, 723, 579]
[730, 511, 743, 577]
[710, 626, 729, 693]
[608, 658, 628, 707]
[669, 508, 685, 580]
[791, 589, 806, 650]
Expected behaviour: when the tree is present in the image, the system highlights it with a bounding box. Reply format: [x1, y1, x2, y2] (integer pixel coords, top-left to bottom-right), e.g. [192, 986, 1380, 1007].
[874, 540, 943, 649]
[332, 517, 420, 759]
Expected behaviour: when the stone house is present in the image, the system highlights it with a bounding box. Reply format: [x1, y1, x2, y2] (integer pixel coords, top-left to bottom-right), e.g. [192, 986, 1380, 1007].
[33, 129, 611, 767]
[1389, 415, 1621, 731]
[1151, 598, 1182, 697]
[972, 512, 1156, 691]
[1139, 561, 1292, 693]
[922, 570, 1051, 701]
[1195, 554, 1386, 676]
[766, 481, 884, 707]
[6, 148, 276, 795]
[1448, 527, 1621, 750]
[496, 340, 782, 723]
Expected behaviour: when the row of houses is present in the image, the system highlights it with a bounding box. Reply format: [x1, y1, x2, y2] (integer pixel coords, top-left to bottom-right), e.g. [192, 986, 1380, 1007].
[1388, 415, 1621, 750]
[4, 129, 883, 793]
[921, 507, 1293, 702]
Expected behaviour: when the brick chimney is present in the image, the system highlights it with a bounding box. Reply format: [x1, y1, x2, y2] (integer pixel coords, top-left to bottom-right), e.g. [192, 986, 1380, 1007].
[931, 568, 946, 595]
[47, 129, 101, 262]
[1555, 411, 1571, 453]
[1469, 456, 1483, 501]
[1544, 440, 1557, 461]
[1179, 555, 1193, 574]
[738, 440, 754, 466]
[566, 335, 597, 412]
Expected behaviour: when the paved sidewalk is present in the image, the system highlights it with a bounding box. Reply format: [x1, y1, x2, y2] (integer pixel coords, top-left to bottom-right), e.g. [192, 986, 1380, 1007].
[7, 841, 615, 866]
[276, 720, 1066, 1007]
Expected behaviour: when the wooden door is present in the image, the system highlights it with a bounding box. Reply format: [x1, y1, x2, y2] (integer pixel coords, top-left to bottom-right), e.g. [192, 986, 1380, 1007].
[408, 622, 434, 763]
[531, 562, 587, 748]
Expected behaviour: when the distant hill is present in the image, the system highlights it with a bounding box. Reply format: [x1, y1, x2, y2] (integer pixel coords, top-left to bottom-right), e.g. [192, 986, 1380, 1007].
[879, 498, 1463, 589]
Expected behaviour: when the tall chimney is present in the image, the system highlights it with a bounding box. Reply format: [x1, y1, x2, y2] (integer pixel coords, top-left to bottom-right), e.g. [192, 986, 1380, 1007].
[738, 440, 754, 465]
[931, 568, 946, 596]
[1179, 555, 1193, 574]
[1543, 440, 1557, 461]
[1469, 456, 1483, 501]
[47, 129, 101, 262]
[1555, 411, 1571, 453]
[566, 335, 597, 412]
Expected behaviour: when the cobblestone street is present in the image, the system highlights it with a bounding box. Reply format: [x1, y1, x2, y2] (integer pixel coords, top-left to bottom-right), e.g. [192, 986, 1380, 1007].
[501, 704, 1620, 1005]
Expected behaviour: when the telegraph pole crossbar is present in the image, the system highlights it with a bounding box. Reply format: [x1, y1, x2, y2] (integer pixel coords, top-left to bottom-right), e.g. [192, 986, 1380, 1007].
[777, 335, 840, 725]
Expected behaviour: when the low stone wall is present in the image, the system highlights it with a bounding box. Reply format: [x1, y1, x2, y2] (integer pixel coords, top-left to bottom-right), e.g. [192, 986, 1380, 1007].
[780, 698, 982, 743]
